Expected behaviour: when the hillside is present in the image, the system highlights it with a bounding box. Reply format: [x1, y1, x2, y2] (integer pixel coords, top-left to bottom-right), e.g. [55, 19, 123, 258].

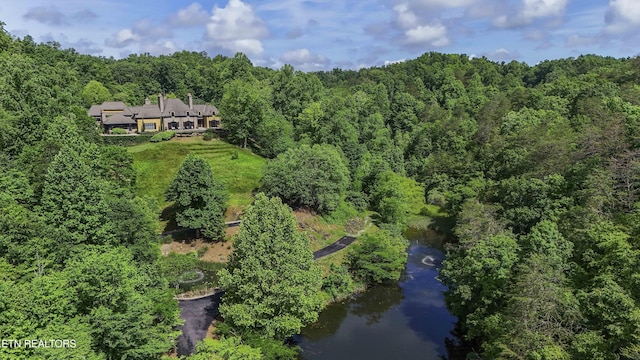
[128, 137, 265, 215]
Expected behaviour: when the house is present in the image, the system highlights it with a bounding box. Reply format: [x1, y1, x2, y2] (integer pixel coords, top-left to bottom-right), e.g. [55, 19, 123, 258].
[88, 94, 221, 134]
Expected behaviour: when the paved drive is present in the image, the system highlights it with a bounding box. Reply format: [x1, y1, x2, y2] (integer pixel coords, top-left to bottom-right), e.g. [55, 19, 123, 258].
[176, 233, 359, 355]
[176, 292, 222, 356]
[313, 236, 357, 260]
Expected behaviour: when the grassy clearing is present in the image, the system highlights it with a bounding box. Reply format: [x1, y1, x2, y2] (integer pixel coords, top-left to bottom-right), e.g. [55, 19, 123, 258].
[128, 137, 265, 211]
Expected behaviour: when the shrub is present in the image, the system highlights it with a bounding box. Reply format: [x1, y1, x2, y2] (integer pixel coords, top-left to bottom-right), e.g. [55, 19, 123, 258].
[203, 128, 218, 141]
[347, 230, 408, 285]
[261, 144, 349, 213]
[231, 149, 239, 160]
[203, 132, 215, 141]
[323, 200, 358, 225]
[150, 131, 175, 142]
[322, 264, 354, 300]
[102, 133, 153, 146]
[111, 128, 127, 134]
[197, 245, 209, 258]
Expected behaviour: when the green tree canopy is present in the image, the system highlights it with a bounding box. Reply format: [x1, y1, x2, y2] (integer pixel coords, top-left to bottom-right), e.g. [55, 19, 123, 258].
[80, 80, 111, 107]
[218, 193, 322, 339]
[347, 230, 408, 285]
[165, 153, 228, 240]
[261, 144, 350, 213]
[39, 145, 115, 256]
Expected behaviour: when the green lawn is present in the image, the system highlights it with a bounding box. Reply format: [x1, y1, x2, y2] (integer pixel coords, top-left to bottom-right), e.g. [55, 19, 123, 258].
[128, 137, 265, 211]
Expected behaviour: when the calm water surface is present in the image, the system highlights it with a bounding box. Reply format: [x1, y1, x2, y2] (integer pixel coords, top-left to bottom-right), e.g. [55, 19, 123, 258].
[295, 228, 460, 360]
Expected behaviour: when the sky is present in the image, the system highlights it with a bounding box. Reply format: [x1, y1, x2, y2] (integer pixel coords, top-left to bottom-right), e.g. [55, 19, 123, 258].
[1, 0, 638, 71]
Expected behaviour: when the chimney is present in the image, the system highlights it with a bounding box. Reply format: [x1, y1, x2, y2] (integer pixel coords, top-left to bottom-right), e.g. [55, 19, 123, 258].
[144, 97, 151, 105]
[158, 93, 164, 113]
[187, 93, 193, 109]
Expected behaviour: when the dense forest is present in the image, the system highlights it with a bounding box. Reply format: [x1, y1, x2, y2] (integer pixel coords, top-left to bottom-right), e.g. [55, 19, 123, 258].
[1, 19, 640, 359]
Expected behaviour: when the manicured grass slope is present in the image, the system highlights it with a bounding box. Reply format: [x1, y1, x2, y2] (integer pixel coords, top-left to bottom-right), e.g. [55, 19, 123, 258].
[128, 137, 265, 209]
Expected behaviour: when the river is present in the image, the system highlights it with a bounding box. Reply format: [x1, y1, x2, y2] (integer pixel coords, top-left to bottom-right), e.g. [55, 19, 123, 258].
[295, 228, 461, 360]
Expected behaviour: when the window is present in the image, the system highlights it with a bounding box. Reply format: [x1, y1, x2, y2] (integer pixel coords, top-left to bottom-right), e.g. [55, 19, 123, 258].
[144, 123, 156, 130]
[170, 111, 175, 117]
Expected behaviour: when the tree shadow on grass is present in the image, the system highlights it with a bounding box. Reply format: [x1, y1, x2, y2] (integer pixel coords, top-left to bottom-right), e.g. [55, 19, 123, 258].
[160, 204, 197, 241]
[161, 204, 180, 231]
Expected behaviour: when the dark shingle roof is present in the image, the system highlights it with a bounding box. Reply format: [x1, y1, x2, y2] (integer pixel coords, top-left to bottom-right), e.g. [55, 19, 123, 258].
[193, 104, 219, 116]
[137, 104, 163, 119]
[101, 102, 133, 116]
[103, 114, 136, 125]
[163, 98, 191, 116]
[88, 105, 102, 117]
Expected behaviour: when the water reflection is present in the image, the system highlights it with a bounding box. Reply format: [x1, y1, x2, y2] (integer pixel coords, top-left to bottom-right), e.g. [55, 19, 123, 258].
[351, 284, 404, 325]
[296, 228, 462, 360]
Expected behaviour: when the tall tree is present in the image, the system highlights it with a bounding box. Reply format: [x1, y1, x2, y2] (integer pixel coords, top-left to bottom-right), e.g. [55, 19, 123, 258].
[261, 144, 350, 213]
[39, 146, 115, 256]
[220, 79, 270, 148]
[165, 154, 228, 240]
[218, 193, 322, 339]
[80, 80, 111, 107]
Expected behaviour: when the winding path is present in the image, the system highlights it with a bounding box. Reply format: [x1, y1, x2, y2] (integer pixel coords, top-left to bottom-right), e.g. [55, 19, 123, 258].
[313, 236, 357, 260]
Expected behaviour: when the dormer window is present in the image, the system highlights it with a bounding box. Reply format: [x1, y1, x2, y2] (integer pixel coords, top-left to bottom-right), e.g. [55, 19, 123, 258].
[198, 111, 202, 116]
[187, 111, 190, 116]
[170, 111, 175, 117]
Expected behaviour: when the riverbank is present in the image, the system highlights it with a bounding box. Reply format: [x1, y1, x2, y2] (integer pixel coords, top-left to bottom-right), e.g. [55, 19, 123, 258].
[296, 227, 459, 360]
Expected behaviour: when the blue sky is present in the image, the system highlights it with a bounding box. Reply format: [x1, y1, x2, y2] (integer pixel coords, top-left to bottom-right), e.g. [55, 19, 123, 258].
[1, 0, 638, 71]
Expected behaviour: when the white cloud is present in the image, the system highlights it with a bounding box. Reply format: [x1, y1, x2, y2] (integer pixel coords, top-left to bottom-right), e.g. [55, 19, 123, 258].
[141, 40, 177, 56]
[105, 28, 138, 48]
[280, 48, 330, 71]
[22, 5, 97, 26]
[406, 0, 477, 9]
[605, 0, 640, 33]
[169, 3, 210, 27]
[522, 0, 567, 19]
[133, 19, 172, 39]
[405, 23, 449, 46]
[384, 58, 407, 65]
[105, 18, 172, 49]
[394, 3, 418, 28]
[482, 47, 520, 61]
[23, 5, 67, 26]
[565, 34, 604, 48]
[392, 2, 450, 47]
[205, 0, 269, 55]
[494, 0, 568, 28]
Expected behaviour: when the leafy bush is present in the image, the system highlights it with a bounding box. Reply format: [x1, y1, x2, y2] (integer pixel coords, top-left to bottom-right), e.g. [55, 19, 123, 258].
[197, 245, 209, 258]
[111, 128, 127, 134]
[348, 230, 408, 285]
[371, 171, 426, 226]
[261, 144, 349, 213]
[231, 150, 239, 160]
[102, 133, 153, 146]
[150, 131, 175, 142]
[323, 200, 359, 225]
[190, 337, 262, 360]
[322, 264, 354, 300]
[202, 129, 216, 141]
